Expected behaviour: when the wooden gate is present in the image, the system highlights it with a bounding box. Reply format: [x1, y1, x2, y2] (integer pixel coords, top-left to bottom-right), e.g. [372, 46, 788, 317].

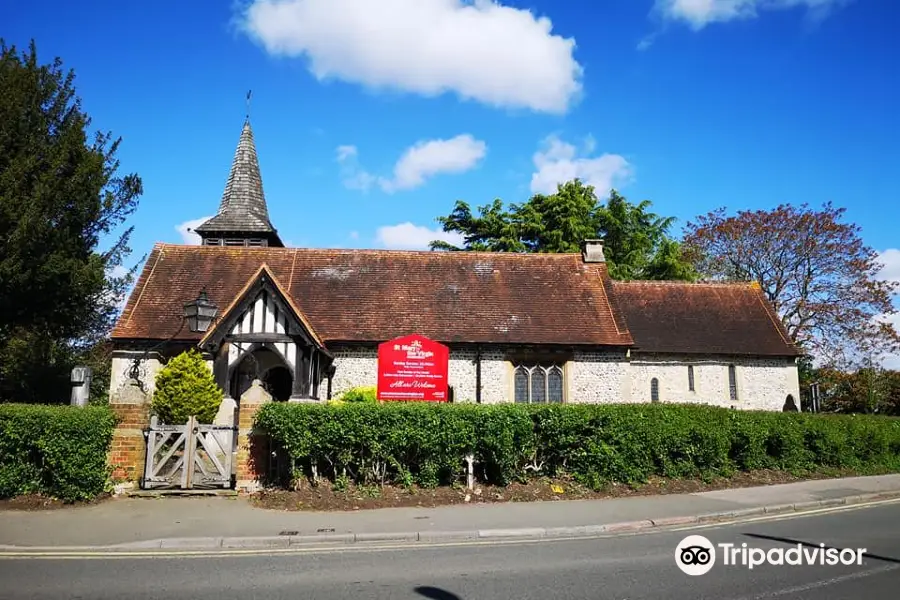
[142, 416, 235, 490]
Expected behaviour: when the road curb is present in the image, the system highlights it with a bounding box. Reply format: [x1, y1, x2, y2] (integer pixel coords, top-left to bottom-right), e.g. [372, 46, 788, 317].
[2, 490, 899, 553]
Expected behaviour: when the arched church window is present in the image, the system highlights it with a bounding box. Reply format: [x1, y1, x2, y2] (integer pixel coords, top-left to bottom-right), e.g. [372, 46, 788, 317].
[728, 365, 738, 401]
[513, 363, 564, 403]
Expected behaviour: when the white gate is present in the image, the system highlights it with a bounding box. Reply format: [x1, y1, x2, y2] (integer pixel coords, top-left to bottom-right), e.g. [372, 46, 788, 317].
[142, 416, 235, 489]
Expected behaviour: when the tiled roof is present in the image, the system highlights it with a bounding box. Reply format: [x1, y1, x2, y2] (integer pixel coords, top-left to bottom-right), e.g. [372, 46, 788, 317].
[612, 281, 800, 357]
[112, 244, 634, 347]
[193, 120, 280, 237]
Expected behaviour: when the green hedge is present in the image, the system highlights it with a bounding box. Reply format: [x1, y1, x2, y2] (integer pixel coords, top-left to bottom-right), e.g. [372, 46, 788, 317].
[255, 403, 900, 489]
[0, 404, 118, 501]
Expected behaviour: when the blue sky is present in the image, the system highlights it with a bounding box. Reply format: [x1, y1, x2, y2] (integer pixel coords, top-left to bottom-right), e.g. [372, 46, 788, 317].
[5, 2, 899, 282]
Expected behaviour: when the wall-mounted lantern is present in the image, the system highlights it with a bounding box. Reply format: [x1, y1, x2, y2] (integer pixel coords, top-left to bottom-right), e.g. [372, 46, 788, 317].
[183, 289, 218, 333]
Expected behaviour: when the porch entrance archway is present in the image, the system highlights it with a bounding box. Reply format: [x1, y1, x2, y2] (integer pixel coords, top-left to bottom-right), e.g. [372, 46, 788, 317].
[229, 346, 292, 401]
[263, 365, 292, 401]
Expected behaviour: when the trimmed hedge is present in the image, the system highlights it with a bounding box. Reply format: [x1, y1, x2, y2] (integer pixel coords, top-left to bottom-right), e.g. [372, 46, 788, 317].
[0, 404, 118, 501]
[255, 402, 900, 489]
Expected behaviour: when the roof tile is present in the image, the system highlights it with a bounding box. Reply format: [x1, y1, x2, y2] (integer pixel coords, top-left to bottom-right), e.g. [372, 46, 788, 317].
[612, 280, 800, 356]
[112, 244, 634, 347]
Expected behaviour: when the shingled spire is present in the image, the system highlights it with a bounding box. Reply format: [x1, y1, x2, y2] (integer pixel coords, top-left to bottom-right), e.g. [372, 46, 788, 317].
[194, 118, 284, 247]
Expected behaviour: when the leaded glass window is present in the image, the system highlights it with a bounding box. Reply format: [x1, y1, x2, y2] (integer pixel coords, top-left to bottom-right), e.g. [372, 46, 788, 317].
[513, 363, 564, 403]
[651, 378, 660, 402]
[728, 365, 738, 401]
[514, 368, 529, 403]
[688, 365, 695, 392]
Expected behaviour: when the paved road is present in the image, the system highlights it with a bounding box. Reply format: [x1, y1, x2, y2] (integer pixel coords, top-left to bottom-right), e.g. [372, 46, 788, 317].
[2, 502, 899, 599]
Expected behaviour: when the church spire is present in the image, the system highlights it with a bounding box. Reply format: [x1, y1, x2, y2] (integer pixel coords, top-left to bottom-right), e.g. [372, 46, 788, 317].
[194, 111, 283, 247]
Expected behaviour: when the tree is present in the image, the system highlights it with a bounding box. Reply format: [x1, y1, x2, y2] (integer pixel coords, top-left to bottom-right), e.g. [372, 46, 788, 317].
[683, 202, 900, 367]
[151, 350, 224, 424]
[0, 40, 142, 403]
[430, 179, 696, 281]
[812, 366, 900, 416]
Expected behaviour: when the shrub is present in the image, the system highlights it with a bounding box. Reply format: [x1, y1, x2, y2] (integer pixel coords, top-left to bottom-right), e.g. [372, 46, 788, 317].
[255, 402, 900, 490]
[0, 404, 117, 501]
[339, 386, 378, 403]
[151, 349, 223, 424]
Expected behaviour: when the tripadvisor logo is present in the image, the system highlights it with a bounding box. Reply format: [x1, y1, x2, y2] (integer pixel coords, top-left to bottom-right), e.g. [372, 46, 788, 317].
[676, 535, 716, 576]
[675, 535, 867, 575]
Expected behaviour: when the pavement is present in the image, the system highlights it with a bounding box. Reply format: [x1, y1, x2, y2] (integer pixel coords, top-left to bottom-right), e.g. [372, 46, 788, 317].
[2, 474, 900, 551]
[1, 500, 899, 599]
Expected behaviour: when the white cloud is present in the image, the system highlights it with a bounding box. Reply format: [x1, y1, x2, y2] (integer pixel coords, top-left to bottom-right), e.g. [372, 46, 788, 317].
[874, 311, 900, 370]
[107, 265, 129, 279]
[387, 135, 487, 192]
[336, 135, 487, 193]
[376, 222, 466, 250]
[875, 249, 900, 369]
[240, 0, 582, 114]
[102, 264, 133, 311]
[530, 135, 632, 195]
[877, 248, 900, 286]
[336, 144, 375, 191]
[176, 216, 213, 245]
[336, 145, 357, 162]
[653, 0, 851, 30]
[636, 33, 658, 51]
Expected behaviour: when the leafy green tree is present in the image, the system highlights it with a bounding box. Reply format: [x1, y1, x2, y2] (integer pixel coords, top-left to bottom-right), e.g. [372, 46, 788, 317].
[151, 350, 224, 424]
[430, 198, 528, 253]
[595, 191, 693, 280]
[0, 39, 142, 403]
[430, 179, 695, 281]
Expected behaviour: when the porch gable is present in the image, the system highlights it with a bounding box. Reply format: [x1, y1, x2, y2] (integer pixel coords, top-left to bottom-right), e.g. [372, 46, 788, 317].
[199, 264, 331, 401]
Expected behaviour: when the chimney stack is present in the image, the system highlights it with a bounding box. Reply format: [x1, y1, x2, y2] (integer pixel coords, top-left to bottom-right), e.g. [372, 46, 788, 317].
[581, 239, 605, 263]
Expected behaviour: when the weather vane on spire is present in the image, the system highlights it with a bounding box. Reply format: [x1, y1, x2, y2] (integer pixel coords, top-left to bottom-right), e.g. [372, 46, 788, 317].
[246, 89, 252, 121]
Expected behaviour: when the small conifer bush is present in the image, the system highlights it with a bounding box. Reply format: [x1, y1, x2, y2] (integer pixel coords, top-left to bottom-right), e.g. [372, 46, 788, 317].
[151, 349, 223, 424]
[339, 386, 378, 403]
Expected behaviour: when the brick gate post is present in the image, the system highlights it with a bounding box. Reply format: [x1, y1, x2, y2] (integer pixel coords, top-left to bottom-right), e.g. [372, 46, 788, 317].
[108, 379, 150, 489]
[236, 379, 272, 493]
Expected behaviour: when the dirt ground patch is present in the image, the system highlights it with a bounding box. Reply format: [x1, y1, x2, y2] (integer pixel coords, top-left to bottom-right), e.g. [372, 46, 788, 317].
[249, 468, 875, 512]
[0, 468, 887, 512]
[0, 492, 112, 511]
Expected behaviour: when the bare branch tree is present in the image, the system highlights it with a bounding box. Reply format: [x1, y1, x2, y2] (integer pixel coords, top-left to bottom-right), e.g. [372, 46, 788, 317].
[684, 202, 899, 368]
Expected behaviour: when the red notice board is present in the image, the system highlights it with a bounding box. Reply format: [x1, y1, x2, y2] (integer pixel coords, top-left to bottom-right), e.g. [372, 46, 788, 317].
[377, 334, 450, 402]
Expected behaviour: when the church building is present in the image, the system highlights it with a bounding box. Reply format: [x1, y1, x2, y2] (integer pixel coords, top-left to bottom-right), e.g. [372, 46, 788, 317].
[108, 119, 803, 413]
